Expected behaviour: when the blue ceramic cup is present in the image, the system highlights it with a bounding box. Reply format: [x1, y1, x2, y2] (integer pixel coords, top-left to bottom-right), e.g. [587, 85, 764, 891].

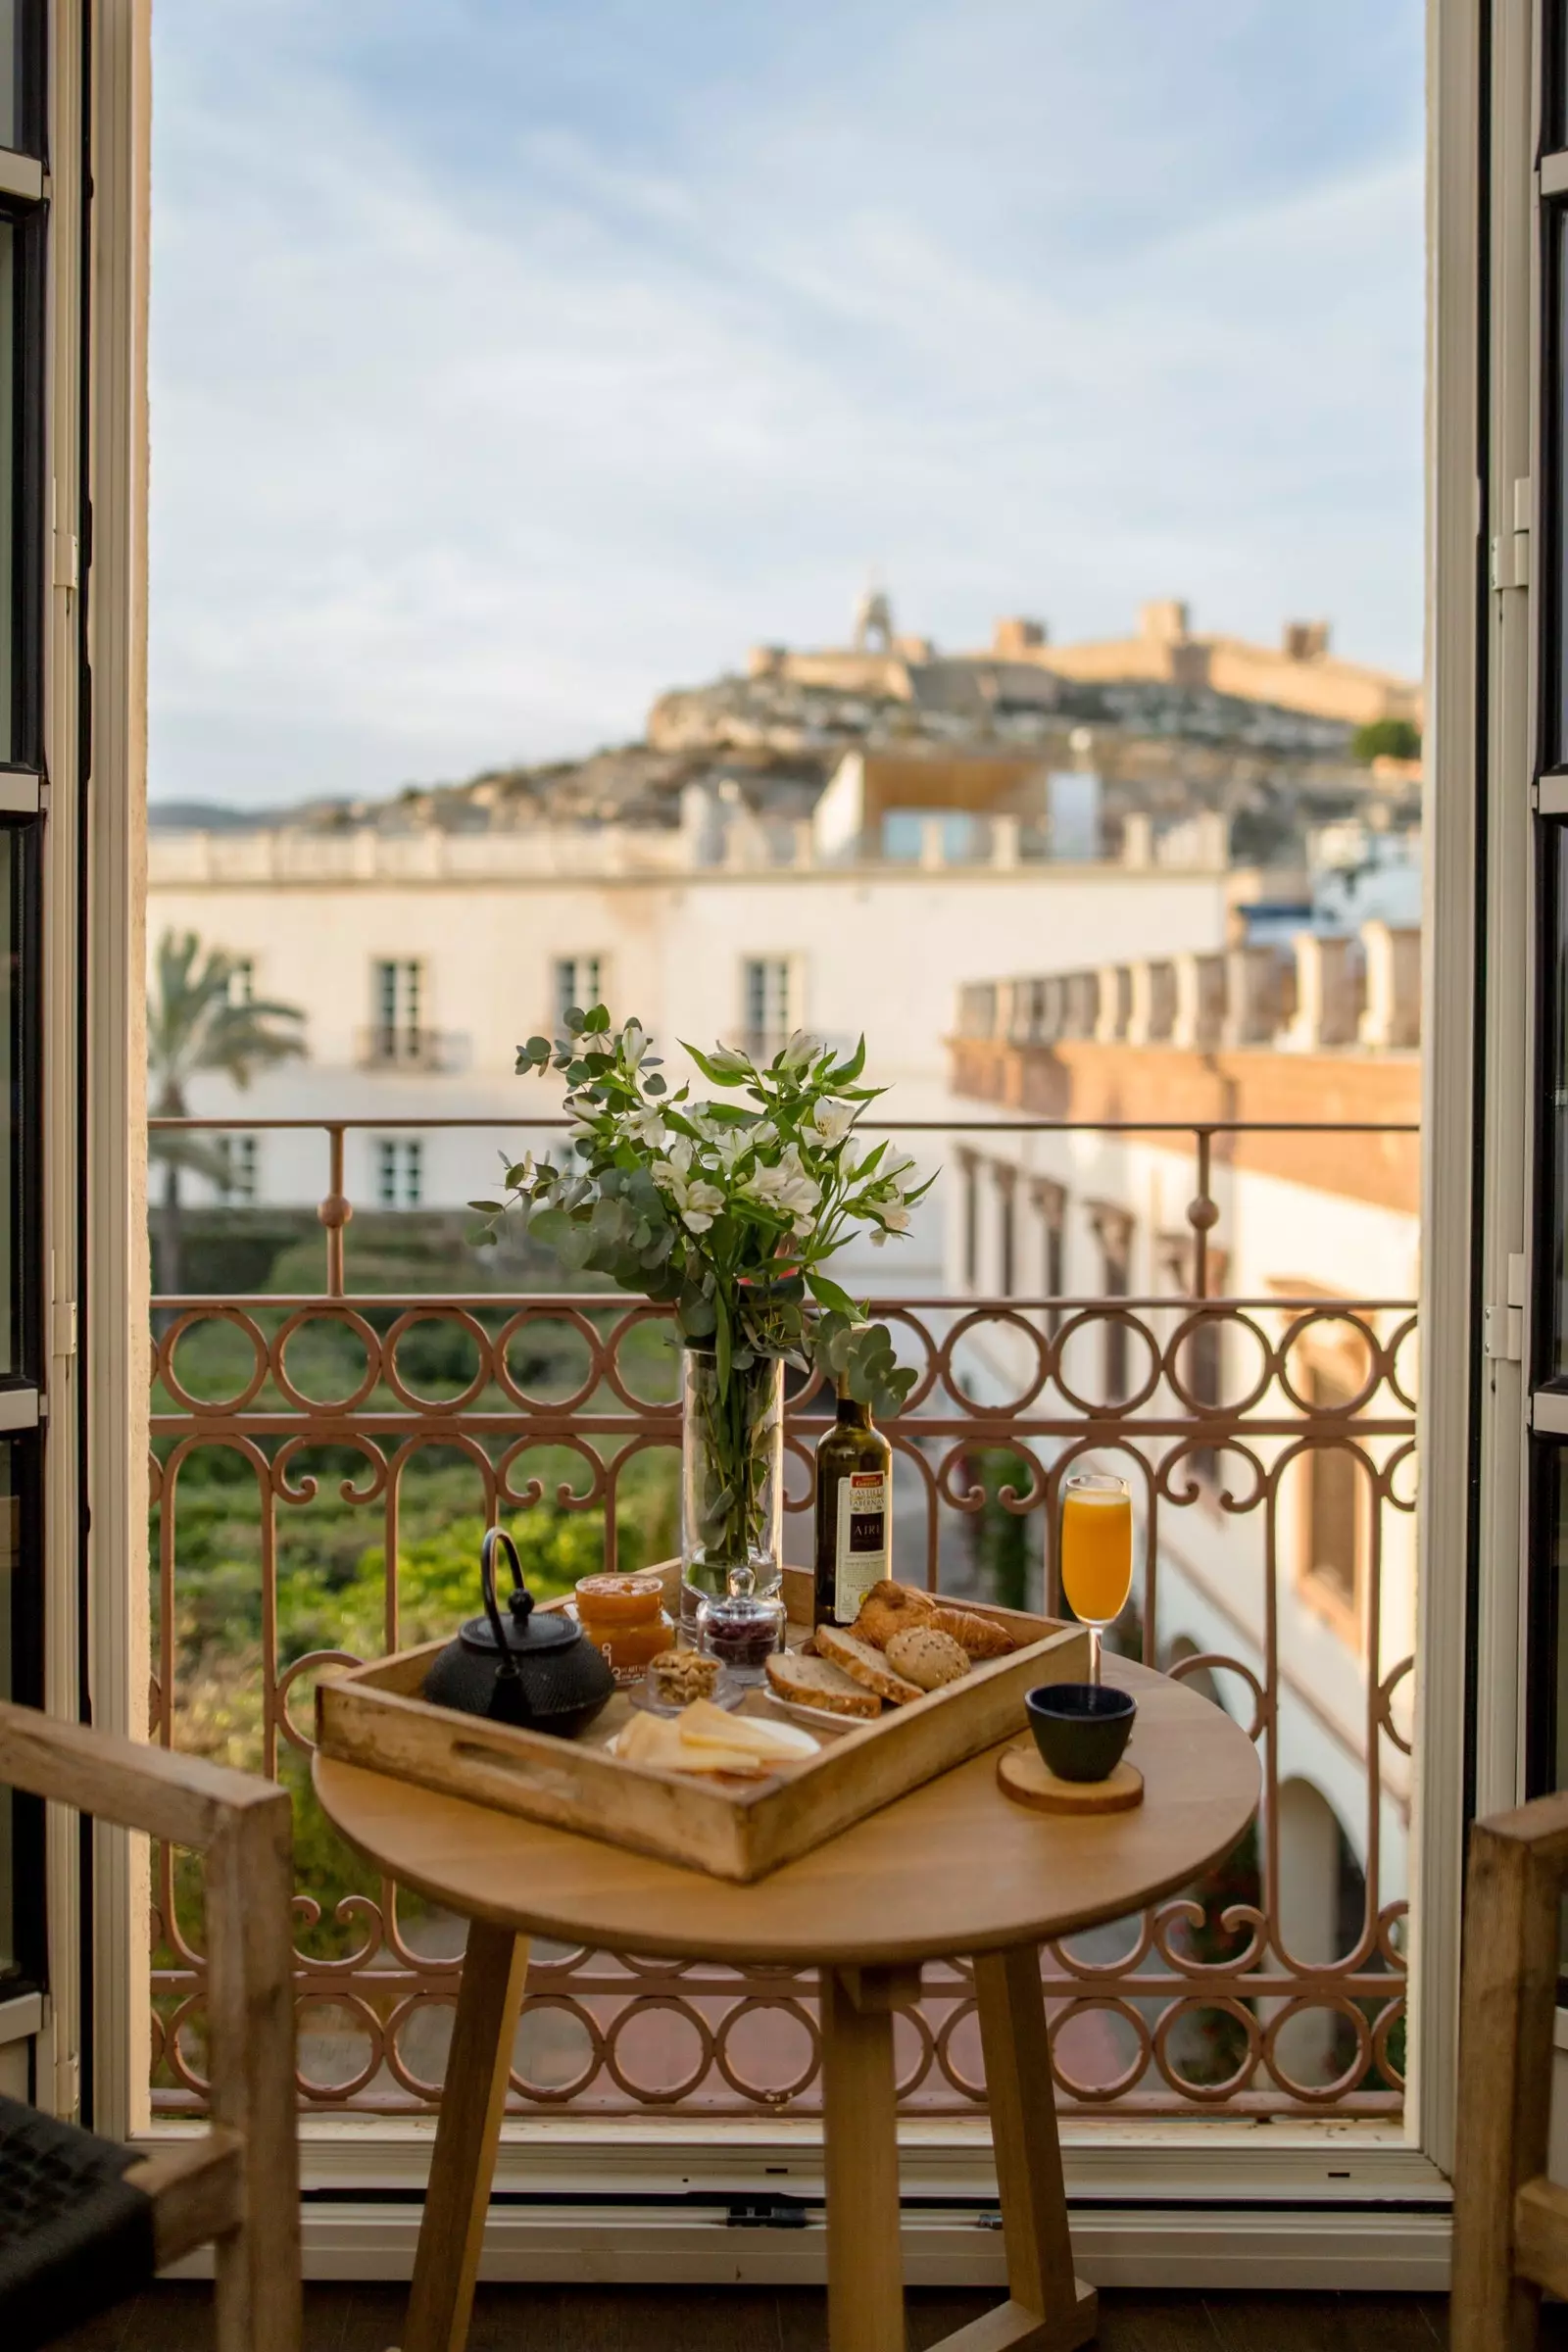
[1025, 1683, 1137, 1784]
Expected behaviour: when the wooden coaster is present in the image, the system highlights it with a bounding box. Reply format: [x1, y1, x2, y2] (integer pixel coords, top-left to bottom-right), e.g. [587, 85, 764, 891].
[996, 1740, 1144, 1816]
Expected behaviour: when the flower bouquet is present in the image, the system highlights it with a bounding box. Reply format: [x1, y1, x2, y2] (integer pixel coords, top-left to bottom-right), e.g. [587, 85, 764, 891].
[470, 1004, 931, 1613]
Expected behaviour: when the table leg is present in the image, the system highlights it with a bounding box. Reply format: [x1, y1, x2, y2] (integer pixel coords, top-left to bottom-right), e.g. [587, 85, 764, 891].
[820, 1963, 909, 2352]
[403, 1920, 530, 2352]
[965, 1945, 1098, 2352]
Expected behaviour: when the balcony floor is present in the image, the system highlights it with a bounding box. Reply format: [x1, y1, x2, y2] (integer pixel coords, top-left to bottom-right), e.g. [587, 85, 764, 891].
[48, 2279, 1475, 2349]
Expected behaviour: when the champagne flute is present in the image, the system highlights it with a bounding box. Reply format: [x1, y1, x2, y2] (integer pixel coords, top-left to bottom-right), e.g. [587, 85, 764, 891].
[1059, 1471, 1133, 1688]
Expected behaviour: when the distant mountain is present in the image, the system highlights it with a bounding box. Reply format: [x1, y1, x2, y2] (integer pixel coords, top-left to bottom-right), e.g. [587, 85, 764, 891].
[148, 796, 359, 831]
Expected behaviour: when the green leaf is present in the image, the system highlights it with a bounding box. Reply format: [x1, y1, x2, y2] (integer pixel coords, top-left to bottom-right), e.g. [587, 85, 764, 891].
[468, 1198, 504, 1214]
[466, 1224, 497, 1248]
[564, 1005, 585, 1031]
[679, 1295, 717, 1339]
[556, 1223, 596, 1272]
[645, 1073, 666, 1094]
[807, 1269, 858, 1317]
[526, 1205, 573, 1251]
[713, 1287, 733, 1396]
[826, 1034, 866, 1086]
[584, 1004, 612, 1031]
[682, 1039, 750, 1086]
[524, 1036, 551, 1063]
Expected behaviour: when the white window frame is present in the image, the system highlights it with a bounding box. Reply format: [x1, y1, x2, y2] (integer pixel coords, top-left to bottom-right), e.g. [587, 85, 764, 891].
[373, 955, 422, 1056]
[554, 953, 604, 1029]
[374, 1135, 423, 1210]
[215, 1132, 258, 1204]
[73, 0, 1515, 2277]
[740, 954, 798, 1059]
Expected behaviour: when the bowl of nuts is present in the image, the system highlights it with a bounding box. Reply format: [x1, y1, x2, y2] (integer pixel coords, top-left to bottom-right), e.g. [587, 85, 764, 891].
[641, 1646, 722, 1715]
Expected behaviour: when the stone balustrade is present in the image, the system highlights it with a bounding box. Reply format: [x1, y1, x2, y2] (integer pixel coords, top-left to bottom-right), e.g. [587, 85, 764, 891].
[961, 920, 1419, 1055]
[148, 802, 1245, 886]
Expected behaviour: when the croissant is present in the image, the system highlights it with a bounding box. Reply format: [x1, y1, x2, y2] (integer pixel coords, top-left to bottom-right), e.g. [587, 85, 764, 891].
[853, 1582, 936, 1651]
[927, 1605, 1015, 1660]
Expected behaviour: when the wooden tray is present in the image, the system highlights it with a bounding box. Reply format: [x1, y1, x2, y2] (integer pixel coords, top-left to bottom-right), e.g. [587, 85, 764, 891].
[315, 1564, 1091, 1883]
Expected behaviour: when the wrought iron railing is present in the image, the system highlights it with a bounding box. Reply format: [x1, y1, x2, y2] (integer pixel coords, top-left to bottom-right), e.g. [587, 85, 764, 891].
[148, 1110, 1416, 2123]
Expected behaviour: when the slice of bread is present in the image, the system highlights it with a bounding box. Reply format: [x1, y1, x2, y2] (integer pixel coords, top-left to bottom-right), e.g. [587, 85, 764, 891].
[766, 1649, 882, 1719]
[816, 1624, 925, 1706]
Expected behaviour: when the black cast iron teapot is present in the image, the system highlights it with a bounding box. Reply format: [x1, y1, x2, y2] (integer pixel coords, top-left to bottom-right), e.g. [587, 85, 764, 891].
[422, 1528, 614, 1738]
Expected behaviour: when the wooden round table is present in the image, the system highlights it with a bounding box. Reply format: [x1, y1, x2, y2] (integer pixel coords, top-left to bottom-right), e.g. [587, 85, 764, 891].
[315, 1657, 1258, 2352]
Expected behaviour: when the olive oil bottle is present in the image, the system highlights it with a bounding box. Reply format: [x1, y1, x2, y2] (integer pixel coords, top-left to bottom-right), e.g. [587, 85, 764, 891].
[813, 1379, 893, 1626]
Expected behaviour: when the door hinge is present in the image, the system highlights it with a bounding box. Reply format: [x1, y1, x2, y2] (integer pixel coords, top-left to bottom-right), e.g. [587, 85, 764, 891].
[1492, 480, 1532, 591]
[50, 1298, 76, 1358]
[49, 480, 77, 594]
[1485, 1253, 1528, 1362]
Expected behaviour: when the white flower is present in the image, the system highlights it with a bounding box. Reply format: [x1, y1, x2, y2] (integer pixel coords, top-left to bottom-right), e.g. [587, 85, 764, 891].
[706, 1124, 757, 1170]
[666, 1134, 696, 1175]
[623, 1105, 667, 1148]
[565, 1093, 602, 1125]
[667, 1170, 725, 1233]
[881, 1153, 917, 1185]
[808, 1099, 856, 1145]
[621, 1019, 647, 1067]
[746, 1145, 821, 1229]
[778, 1028, 823, 1071]
[874, 1200, 912, 1237]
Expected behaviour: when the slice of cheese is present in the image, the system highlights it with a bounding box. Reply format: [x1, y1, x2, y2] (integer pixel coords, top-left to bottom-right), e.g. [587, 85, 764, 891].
[676, 1701, 819, 1762]
[614, 1710, 686, 1769]
[613, 1704, 771, 1777]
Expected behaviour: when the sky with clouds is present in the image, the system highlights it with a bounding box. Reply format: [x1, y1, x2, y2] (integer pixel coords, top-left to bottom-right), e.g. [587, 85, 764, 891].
[147, 0, 1425, 809]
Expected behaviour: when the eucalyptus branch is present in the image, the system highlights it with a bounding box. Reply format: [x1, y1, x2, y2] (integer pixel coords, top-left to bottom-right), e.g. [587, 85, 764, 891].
[470, 1006, 932, 1417]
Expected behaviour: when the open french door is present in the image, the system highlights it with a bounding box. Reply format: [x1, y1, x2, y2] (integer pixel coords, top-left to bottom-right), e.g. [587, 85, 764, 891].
[0, 0, 148, 2137]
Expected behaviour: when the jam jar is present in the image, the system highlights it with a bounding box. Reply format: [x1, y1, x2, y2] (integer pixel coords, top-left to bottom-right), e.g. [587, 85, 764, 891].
[572, 1572, 673, 1689]
[696, 1564, 787, 1686]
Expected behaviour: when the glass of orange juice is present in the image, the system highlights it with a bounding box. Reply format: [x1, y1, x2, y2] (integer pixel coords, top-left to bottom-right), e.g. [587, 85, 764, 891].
[1059, 1471, 1133, 1687]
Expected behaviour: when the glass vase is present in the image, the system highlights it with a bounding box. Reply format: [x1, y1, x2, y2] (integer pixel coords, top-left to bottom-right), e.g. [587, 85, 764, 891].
[679, 1347, 784, 1629]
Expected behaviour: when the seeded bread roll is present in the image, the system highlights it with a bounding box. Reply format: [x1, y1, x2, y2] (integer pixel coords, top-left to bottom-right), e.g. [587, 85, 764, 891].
[885, 1624, 970, 1691]
[765, 1649, 881, 1719]
[815, 1623, 925, 1705]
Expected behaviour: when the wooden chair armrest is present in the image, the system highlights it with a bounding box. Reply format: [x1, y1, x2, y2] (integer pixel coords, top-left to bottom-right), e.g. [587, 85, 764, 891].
[1472, 1788, 1568, 1876]
[123, 2130, 245, 2265]
[0, 1697, 286, 1851]
[0, 1701, 304, 2347]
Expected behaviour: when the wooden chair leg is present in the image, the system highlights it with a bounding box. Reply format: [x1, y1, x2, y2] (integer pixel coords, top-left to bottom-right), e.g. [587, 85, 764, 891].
[971, 1945, 1097, 2352]
[821, 1964, 906, 2352]
[206, 1790, 303, 2352]
[402, 1921, 529, 2352]
[1451, 1821, 1558, 2352]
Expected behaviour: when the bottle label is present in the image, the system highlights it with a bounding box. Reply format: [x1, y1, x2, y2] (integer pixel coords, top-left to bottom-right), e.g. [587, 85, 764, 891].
[835, 1471, 889, 1621]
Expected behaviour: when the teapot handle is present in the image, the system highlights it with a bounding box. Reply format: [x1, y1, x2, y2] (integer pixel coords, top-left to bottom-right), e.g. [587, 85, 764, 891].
[480, 1527, 531, 1710]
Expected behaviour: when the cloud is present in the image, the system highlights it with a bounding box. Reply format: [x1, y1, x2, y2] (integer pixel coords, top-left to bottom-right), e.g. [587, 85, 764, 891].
[149, 0, 1424, 807]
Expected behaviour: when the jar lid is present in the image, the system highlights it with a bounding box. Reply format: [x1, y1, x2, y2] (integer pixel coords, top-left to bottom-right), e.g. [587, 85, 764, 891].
[573, 1571, 667, 1627]
[697, 1563, 786, 1631]
[575, 1572, 664, 1603]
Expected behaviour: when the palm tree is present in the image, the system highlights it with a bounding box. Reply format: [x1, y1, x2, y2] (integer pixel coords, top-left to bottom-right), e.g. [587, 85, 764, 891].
[148, 929, 307, 1299]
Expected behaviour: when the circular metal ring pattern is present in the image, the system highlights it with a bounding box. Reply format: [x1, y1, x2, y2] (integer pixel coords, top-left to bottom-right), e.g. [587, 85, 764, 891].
[149, 1281, 1414, 2125]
